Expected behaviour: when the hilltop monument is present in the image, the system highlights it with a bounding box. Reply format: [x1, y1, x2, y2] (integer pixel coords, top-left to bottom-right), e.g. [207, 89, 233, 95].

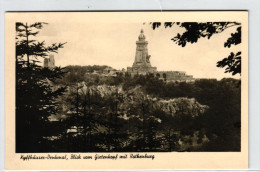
[127, 29, 157, 75]
[127, 29, 195, 82]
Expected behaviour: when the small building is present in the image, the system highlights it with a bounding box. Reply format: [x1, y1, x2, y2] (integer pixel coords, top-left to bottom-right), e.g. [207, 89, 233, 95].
[103, 67, 115, 74]
[103, 67, 118, 76]
[155, 71, 195, 82]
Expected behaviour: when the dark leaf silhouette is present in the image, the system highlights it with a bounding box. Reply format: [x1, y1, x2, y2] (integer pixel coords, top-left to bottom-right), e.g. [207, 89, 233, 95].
[150, 22, 242, 76]
[217, 51, 241, 76]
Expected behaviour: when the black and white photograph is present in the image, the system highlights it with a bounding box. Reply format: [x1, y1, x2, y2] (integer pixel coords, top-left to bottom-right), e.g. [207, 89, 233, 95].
[5, 11, 248, 170]
[15, 15, 244, 153]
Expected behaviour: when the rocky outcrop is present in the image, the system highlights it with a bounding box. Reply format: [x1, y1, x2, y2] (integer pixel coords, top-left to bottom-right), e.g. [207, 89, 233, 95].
[60, 84, 208, 118]
[155, 98, 208, 117]
[85, 84, 208, 117]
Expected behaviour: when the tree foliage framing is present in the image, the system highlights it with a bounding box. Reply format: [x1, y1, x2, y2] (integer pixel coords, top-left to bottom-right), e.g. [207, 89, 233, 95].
[151, 22, 242, 76]
[16, 22, 66, 152]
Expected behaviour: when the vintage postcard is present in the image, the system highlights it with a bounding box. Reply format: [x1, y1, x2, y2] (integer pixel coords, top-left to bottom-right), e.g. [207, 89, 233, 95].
[5, 11, 248, 170]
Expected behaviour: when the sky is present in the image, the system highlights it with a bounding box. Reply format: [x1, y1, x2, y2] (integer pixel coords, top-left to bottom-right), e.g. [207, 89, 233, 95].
[32, 16, 241, 80]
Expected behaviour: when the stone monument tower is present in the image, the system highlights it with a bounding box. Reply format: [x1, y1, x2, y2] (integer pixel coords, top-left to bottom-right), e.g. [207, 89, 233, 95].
[127, 29, 157, 75]
[43, 54, 55, 69]
[49, 54, 55, 68]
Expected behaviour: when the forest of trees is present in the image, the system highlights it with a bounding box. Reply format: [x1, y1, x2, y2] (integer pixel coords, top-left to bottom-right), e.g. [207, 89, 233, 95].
[51, 70, 241, 152]
[15, 22, 241, 153]
[16, 22, 66, 152]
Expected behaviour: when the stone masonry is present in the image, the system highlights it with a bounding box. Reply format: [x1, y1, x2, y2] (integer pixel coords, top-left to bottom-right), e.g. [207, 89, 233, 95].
[127, 29, 195, 82]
